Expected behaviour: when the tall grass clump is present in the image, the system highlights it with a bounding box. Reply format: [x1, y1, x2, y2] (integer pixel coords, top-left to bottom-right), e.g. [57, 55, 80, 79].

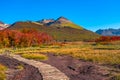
[21, 53, 48, 60]
[0, 64, 7, 80]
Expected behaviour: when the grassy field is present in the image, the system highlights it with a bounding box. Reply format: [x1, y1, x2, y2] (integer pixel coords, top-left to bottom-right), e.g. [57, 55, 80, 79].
[51, 22, 83, 30]
[0, 42, 120, 79]
[0, 42, 120, 65]
[0, 64, 7, 80]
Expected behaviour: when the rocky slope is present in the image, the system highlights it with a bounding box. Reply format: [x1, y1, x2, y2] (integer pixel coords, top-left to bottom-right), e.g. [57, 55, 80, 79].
[0, 21, 9, 30]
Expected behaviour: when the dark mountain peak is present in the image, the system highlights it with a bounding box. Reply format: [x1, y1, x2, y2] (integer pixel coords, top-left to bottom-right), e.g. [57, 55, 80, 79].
[0, 21, 4, 24]
[57, 16, 68, 20]
[55, 16, 72, 23]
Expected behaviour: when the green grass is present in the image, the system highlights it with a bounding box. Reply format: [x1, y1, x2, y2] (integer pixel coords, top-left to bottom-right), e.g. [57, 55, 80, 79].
[51, 22, 83, 30]
[0, 64, 7, 80]
[21, 53, 48, 60]
[93, 44, 120, 50]
[61, 22, 83, 29]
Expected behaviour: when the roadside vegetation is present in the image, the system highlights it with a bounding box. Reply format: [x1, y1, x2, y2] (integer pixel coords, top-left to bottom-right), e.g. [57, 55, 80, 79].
[0, 64, 7, 80]
[114, 74, 120, 80]
[21, 53, 48, 60]
[0, 41, 120, 65]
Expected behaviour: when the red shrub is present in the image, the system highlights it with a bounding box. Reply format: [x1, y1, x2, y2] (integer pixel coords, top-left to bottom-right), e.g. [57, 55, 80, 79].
[95, 36, 120, 42]
[0, 29, 53, 47]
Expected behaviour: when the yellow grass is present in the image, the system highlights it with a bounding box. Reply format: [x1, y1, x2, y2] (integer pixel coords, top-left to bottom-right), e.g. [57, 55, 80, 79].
[114, 74, 120, 80]
[0, 64, 7, 80]
[0, 42, 120, 64]
[17, 65, 24, 70]
[0, 42, 119, 80]
[21, 53, 48, 60]
[37, 44, 120, 64]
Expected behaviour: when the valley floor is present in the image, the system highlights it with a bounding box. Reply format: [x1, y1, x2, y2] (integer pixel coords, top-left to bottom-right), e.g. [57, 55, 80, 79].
[0, 42, 120, 80]
[0, 53, 120, 80]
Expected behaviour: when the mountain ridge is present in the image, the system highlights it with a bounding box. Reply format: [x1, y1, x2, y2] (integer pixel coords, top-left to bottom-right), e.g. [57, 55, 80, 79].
[36, 16, 83, 30]
[96, 28, 120, 36]
[8, 17, 99, 41]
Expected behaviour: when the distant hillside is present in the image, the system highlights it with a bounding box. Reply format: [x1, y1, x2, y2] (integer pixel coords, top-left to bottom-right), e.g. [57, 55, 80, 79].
[8, 17, 99, 41]
[96, 28, 120, 36]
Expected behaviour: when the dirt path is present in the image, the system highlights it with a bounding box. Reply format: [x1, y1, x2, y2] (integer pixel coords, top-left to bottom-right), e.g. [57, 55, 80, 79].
[0, 55, 42, 80]
[12, 55, 69, 80]
[0, 53, 118, 80]
[41, 53, 112, 80]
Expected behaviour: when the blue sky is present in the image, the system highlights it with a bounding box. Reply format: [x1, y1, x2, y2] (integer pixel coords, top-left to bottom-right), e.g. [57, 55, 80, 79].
[0, 0, 120, 31]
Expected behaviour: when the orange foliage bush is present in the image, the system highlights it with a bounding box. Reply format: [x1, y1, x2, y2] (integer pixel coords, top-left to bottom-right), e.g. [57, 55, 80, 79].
[95, 36, 120, 43]
[0, 28, 53, 47]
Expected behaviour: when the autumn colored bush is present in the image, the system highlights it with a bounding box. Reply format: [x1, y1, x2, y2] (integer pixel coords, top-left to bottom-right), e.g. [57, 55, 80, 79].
[95, 36, 120, 44]
[0, 28, 53, 47]
[95, 36, 120, 42]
